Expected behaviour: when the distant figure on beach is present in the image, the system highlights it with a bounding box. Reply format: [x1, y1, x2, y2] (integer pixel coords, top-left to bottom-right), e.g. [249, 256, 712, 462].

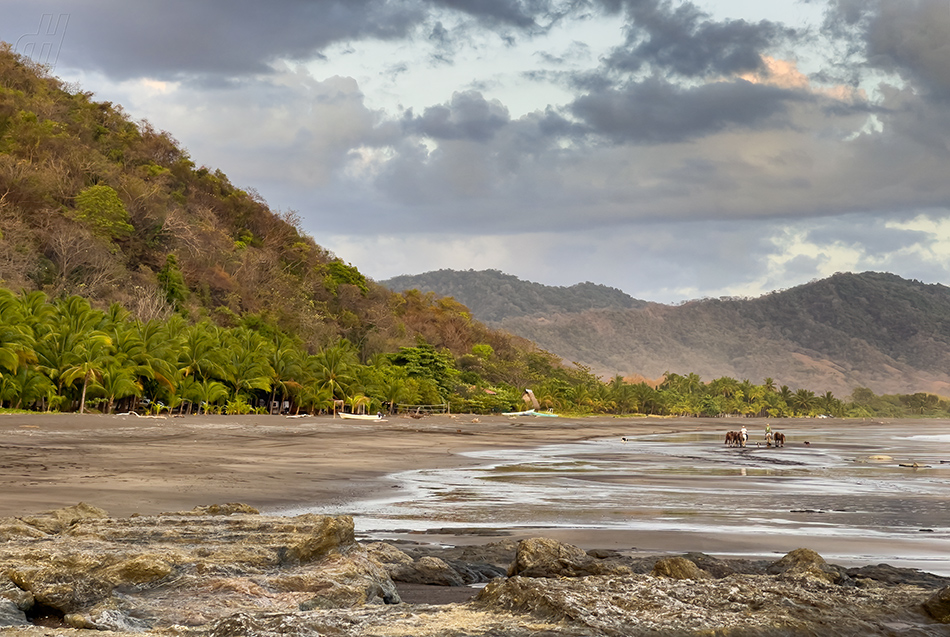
[764, 422, 773, 446]
[740, 426, 748, 447]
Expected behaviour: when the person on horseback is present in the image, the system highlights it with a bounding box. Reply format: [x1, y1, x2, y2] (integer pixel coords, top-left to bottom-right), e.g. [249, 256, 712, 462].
[740, 426, 748, 447]
[765, 422, 773, 446]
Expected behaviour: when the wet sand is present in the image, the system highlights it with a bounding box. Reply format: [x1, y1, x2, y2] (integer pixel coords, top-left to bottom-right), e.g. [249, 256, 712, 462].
[1, 413, 947, 573]
[0, 412, 685, 518]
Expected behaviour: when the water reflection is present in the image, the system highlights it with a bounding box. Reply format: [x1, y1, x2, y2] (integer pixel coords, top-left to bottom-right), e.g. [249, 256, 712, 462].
[294, 422, 950, 574]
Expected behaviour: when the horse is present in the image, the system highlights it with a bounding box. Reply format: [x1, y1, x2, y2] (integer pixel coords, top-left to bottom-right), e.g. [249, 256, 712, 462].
[774, 432, 786, 447]
[725, 431, 739, 447]
[765, 431, 774, 447]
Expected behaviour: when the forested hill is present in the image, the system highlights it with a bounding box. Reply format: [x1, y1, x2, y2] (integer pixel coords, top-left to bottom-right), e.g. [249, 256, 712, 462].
[493, 272, 950, 397]
[0, 44, 538, 368]
[381, 269, 649, 322]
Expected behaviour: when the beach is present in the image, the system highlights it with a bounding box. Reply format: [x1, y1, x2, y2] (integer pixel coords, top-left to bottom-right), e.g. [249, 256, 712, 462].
[1, 412, 947, 574]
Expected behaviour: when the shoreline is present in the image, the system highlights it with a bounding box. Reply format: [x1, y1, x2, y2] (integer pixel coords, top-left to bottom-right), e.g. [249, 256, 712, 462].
[2, 412, 947, 576]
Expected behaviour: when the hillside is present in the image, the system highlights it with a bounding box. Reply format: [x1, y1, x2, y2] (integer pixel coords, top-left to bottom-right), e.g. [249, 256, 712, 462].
[386, 269, 950, 397]
[381, 269, 649, 322]
[0, 44, 535, 365]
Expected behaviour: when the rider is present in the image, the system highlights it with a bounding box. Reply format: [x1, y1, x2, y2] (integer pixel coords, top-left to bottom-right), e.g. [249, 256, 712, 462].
[740, 425, 748, 446]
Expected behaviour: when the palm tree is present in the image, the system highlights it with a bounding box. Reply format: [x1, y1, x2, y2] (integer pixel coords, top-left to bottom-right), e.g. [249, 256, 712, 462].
[269, 345, 303, 414]
[61, 332, 113, 413]
[791, 388, 818, 416]
[220, 328, 273, 403]
[187, 379, 229, 415]
[96, 360, 142, 414]
[7, 365, 52, 410]
[311, 342, 358, 403]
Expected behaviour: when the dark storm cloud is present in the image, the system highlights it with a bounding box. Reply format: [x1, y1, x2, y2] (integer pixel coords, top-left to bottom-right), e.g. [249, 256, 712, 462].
[2, 0, 568, 82]
[403, 91, 511, 141]
[3, 0, 427, 81]
[598, 0, 796, 77]
[570, 78, 802, 143]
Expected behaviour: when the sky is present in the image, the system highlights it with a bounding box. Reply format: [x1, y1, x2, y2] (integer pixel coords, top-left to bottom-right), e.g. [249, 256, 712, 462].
[3, 0, 950, 303]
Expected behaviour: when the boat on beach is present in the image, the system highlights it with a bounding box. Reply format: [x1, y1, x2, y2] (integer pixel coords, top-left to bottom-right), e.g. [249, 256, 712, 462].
[339, 413, 387, 421]
[502, 409, 559, 417]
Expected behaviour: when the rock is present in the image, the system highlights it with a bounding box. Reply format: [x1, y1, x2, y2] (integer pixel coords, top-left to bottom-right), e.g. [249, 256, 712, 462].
[923, 586, 950, 623]
[272, 550, 401, 609]
[0, 506, 393, 626]
[651, 556, 711, 580]
[507, 537, 626, 578]
[767, 547, 843, 584]
[848, 563, 950, 589]
[680, 552, 740, 578]
[391, 556, 466, 586]
[0, 599, 28, 628]
[286, 514, 355, 563]
[161, 503, 261, 516]
[0, 575, 34, 610]
[19, 502, 109, 534]
[364, 542, 414, 569]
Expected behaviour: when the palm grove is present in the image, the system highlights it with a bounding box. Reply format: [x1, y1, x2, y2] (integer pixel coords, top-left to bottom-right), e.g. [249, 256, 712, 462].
[0, 45, 943, 419]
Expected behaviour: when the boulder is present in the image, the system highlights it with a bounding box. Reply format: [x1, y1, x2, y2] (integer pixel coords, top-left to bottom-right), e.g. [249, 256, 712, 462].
[507, 537, 624, 578]
[364, 542, 414, 569]
[651, 556, 711, 580]
[19, 502, 109, 535]
[286, 515, 355, 563]
[391, 556, 466, 586]
[767, 548, 843, 584]
[923, 586, 950, 623]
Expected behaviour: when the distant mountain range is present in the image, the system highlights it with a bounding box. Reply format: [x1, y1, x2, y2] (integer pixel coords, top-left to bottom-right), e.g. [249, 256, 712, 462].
[382, 269, 649, 323]
[381, 270, 950, 397]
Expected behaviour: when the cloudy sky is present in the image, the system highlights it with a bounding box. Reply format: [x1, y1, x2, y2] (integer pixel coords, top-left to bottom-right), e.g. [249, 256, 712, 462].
[4, 0, 950, 303]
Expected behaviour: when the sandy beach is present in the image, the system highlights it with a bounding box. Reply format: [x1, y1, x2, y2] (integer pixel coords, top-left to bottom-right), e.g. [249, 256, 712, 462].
[1, 412, 947, 574]
[0, 412, 682, 518]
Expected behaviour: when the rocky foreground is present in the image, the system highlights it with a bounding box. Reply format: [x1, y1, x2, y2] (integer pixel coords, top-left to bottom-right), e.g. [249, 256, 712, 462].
[0, 504, 948, 636]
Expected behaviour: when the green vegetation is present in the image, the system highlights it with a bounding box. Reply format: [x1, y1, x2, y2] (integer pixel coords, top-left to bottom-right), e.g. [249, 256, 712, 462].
[0, 285, 945, 418]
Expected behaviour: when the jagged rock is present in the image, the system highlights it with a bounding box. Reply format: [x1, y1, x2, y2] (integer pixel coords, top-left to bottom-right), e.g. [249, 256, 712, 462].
[507, 537, 629, 578]
[364, 542, 414, 569]
[849, 563, 950, 589]
[923, 586, 950, 623]
[651, 556, 711, 580]
[680, 552, 741, 578]
[391, 556, 466, 586]
[159, 503, 261, 516]
[273, 550, 401, 609]
[475, 571, 939, 635]
[0, 506, 393, 628]
[0, 518, 49, 542]
[0, 599, 29, 628]
[19, 502, 109, 534]
[0, 575, 34, 610]
[285, 514, 355, 563]
[767, 547, 843, 584]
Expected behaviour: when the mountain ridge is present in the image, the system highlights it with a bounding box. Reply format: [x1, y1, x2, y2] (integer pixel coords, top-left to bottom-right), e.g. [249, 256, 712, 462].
[382, 269, 950, 396]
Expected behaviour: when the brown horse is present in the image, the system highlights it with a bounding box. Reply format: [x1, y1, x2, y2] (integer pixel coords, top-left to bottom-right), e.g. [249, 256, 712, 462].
[774, 432, 786, 447]
[725, 431, 738, 447]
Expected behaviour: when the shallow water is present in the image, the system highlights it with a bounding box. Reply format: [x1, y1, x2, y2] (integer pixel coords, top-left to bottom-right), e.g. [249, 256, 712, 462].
[292, 420, 950, 575]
